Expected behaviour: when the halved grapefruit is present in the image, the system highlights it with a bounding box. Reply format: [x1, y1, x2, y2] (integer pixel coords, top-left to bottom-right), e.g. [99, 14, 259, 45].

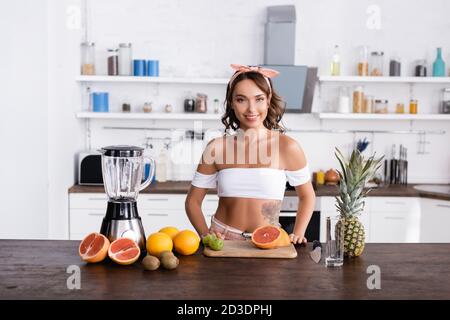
[277, 228, 291, 247]
[108, 238, 141, 265]
[78, 232, 110, 263]
[251, 225, 281, 249]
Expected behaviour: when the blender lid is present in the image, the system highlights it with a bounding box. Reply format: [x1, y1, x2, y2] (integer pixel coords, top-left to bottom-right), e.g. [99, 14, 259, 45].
[101, 145, 144, 157]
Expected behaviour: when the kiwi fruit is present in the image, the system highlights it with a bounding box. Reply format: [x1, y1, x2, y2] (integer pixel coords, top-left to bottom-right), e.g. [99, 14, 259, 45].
[160, 250, 175, 259]
[142, 255, 160, 271]
[160, 254, 179, 270]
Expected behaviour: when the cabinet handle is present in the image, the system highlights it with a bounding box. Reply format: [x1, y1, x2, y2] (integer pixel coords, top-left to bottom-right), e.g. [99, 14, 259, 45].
[146, 213, 169, 217]
[206, 199, 218, 202]
[88, 212, 104, 216]
[147, 198, 169, 202]
[436, 204, 450, 209]
[384, 216, 405, 220]
[384, 201, 406, 205]
[88, 197, 108, 201]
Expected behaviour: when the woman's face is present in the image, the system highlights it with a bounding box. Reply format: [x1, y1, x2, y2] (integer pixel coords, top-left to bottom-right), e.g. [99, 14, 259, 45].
[232, 79, 269, 131]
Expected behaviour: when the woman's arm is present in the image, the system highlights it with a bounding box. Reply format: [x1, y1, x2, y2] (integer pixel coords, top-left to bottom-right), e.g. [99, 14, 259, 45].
[283, 136, 316, 244]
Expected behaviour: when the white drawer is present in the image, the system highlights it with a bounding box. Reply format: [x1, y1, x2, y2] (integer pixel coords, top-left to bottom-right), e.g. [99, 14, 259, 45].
[140, 209, 193, 235]
[70, 208, 104, 234]
[138, 194, 186, 210]
[320, 196, 371, 214]
[370, 211, 421, 243]
[371, 197, 418, 213]
[69, 193, 108, 209]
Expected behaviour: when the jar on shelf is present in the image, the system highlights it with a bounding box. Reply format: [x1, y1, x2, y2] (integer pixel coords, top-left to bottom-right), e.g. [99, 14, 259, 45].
[415, 60, 427, 77]
[352, 86, 364, 113]
[107, 48, 119, 76]
[195, 93, 208, 113]
[337, 87, 351, 113]
[374, 99, 388, 113]
[409, 99, 418, 114]
[143, 102, 152, 113]
[184, 92, 195, 112]
[440, 88, 450, 114]
[362, 95, 374, 113]
[213, 98, 220, 114]
[118, 43, 132, 76]
[395, 103, 405, 114]
[389, 56, 401, 76]
[81, 42, 95, 75]
[357, 46, 369, 76]
[370, 51, 384, 76]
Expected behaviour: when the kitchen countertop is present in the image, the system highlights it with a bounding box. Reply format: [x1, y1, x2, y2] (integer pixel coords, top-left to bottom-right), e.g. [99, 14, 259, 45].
[69, 182, 450, 201]
[1, 240, 449, 300]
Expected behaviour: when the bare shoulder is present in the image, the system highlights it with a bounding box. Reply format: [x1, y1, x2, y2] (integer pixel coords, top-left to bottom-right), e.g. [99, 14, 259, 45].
[279, 134, 307, 170]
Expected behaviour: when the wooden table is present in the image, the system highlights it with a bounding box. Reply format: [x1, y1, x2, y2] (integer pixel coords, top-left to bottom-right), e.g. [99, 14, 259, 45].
[1, 240, 449, 300]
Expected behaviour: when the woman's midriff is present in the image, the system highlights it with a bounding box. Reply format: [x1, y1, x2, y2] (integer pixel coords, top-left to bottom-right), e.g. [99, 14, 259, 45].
[213, 197, 282, 233]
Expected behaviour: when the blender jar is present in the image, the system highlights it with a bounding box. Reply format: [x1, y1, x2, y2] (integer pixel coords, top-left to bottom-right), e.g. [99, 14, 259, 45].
[100, 145, 155, 201]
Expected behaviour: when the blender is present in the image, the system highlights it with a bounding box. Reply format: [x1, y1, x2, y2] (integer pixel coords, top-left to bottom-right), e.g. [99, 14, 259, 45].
[99, 145, 155, 254]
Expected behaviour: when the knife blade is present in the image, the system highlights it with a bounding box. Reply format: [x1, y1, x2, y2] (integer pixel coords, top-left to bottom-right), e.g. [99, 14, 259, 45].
[309, 240, 322, 263]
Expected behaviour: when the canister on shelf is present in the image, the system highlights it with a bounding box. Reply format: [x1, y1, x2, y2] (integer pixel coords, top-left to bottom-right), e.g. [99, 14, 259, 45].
[118, 43, 132, 76]
[374, 99, 388, 113]
[362, 95, 374, 113]
[440, 88, 450, 114]
[357, 46, 369, 76]
[353, 86, 364, 113]
[337, 87, 351, 113]
[389, 56, 401, 76]
[370, 51, 384, 76]
[81, 42, 95, 75]
[409, 99, 418, 114]
[195, 93, 208, 113]
[415, 60, 427, 77]
[107, 48, 119, 76]
[395, 103, 405, 114]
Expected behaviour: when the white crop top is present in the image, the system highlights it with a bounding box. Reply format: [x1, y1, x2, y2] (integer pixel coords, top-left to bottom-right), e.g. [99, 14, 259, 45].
[191, 165, 310, 201]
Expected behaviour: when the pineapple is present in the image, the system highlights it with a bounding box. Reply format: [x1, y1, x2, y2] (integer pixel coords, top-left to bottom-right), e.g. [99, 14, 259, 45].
[334, 148, 383, 257]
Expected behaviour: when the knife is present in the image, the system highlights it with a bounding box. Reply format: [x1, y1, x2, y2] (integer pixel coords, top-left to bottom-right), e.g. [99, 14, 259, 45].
[309, 240, 322, 263]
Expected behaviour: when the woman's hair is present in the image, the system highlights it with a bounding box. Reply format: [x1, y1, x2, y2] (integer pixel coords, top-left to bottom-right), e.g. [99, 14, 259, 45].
[221, 72, 286, 133]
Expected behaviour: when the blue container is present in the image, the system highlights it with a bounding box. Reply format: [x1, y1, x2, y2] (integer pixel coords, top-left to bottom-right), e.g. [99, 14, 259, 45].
[133, 59, 147, 76]
[146, 60, 159, 77]
[92, 92, 109, 112]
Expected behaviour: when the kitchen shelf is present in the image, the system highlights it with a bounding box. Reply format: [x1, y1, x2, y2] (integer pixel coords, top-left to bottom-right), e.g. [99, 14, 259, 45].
[319, 76, 450, 84]
[76, 112, 222, 120]
[316, 113, 450, 120]
[76, 75, 229, 85]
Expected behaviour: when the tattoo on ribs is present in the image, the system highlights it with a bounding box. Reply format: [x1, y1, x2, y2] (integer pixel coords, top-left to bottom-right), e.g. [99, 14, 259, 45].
[261, 201, 282, 225]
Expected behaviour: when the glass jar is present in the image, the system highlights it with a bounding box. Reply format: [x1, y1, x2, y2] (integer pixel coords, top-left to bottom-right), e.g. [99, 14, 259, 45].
[395, 103, 405, 114]
[370, 51, 384, 76]
[118, 43, 132, 76]
[389, 56, 401, 76]
[357, 46, 369, 76]
[415, 60, 427, 77]
[363, 95, 374, 113]
[374, 99, 388, 113]
[440, 88, 450, 114]
[195, 93, 208, 113]
[107, 48, 119, 76]
[330, 45, 341, 76]
[337, 87, 351, 113]
[352, 86, 364, 113]
[143, 102, 152, 113]
[409, 99, 418, 114]
[81, 42, 95, 75]
[184, 92, 196, 112]
[213, 98, 220, 114]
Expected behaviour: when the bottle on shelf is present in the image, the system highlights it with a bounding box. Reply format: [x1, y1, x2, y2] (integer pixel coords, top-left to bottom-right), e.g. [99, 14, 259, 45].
[330, 45, 341, 76]
[432, 47, 446, 77]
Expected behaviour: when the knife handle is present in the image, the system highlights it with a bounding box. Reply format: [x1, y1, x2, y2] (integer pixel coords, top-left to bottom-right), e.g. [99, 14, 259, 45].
[312, 240, 322, 249]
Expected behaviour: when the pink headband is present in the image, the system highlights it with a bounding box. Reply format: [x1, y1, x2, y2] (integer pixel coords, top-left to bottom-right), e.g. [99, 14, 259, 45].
[228, 64, 280, 93]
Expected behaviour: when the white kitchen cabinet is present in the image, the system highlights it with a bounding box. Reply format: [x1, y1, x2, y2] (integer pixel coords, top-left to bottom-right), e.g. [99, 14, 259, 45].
[319, 196, 371, 243]
[420, 198, 450, 243]
[68, 193, 215, 240]
[370, 197, 421, 243]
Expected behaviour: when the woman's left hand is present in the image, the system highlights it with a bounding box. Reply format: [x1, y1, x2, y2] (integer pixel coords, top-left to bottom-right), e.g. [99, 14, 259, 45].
[289, 234, 307, 245]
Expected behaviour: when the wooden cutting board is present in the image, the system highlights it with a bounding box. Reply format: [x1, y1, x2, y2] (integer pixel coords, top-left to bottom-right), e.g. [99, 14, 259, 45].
[203, 240, 297, 259]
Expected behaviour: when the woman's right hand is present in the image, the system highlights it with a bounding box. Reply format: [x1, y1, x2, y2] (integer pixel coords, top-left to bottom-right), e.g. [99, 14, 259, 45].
[202, 231, 225, 241]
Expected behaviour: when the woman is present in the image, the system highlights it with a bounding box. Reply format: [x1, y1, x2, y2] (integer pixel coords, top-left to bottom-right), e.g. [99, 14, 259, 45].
[185, 64, 316, 244]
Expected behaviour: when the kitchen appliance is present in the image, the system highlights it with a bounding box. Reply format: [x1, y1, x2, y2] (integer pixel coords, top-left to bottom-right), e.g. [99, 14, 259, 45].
[99, 145, 155, 254]
[279, 190, 321, 241]
[78, 151, 103, 185]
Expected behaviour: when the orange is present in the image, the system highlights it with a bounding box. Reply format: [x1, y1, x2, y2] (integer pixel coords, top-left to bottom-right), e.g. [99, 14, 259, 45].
[159, 226, 180, 240]
[108, 238, 141, 265]
[78, 232, 110, 263]
[251, 225, 281, 249]
[146, 232, 173, 258]
[173, 230, 200, 255]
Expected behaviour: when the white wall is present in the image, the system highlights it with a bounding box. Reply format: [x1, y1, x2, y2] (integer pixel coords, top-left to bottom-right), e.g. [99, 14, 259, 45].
[0, 0, 49, 238]
[1, 0, 450, 239]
